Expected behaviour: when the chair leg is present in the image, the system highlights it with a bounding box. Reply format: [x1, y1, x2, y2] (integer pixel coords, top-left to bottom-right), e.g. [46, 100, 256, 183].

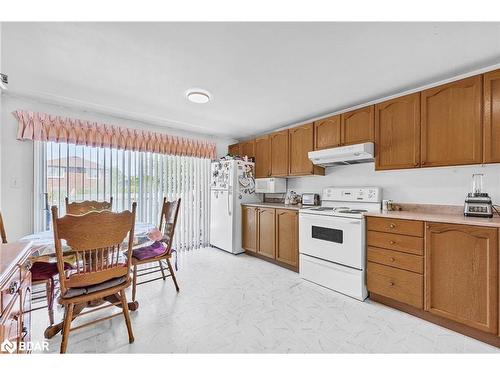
[158, 260, 166, 280]
[60, 303, 74, 354]
[132, 265, 138, 302]
[119, 290, 135, 344]
[46, 279, 55, 326]
[166, 258, 179, 292]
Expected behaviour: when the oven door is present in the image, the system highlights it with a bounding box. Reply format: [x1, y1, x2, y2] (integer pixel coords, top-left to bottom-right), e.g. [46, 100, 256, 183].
[299, 213, 365, 269]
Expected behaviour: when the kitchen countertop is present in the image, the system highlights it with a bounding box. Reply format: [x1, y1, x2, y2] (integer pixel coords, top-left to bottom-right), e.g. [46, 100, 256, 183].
[241, 202, 303, 211]
[364, 210, 500, 228]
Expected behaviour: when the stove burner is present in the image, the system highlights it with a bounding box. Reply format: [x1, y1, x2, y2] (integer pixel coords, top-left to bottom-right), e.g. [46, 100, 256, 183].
[336, 209, 368, 214]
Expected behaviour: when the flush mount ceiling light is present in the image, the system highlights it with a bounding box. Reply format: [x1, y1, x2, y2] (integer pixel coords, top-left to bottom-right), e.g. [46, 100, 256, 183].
[186, 89, 211, 104]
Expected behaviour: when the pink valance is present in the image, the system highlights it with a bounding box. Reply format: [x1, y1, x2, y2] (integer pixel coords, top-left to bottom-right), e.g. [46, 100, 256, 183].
[13, 110, 216, 159]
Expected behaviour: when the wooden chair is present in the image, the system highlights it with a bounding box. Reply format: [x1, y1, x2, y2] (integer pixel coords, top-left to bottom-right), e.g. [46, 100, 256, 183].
[130, 198, 181, 307]
[52, 203, 136, 353]
[0, 212, 7, 244]
[65, 197, 113, 215]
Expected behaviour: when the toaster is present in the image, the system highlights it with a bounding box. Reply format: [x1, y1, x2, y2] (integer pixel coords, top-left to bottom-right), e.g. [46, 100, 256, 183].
[301, 193, 320, 206]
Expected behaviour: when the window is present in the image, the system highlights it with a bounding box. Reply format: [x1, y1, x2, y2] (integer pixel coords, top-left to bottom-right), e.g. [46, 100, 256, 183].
[35, 141, 211, 251]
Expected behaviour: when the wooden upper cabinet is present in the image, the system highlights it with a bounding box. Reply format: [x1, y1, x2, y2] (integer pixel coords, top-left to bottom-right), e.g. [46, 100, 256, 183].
[341, 105, 375, 145]
[270, 130, 289, 177]
[421, 75, 483, 167]
[228, 143, 240, 155]
[425, 223, 498, 334]
[288, 123, 320, 176]
[257, 208, 275, 259]
[314, 115, 341, 150]
[275, 209, 298, 268]
[375, 93, 421, 170]
[241, 205, 258, 253]
[484, 69, 500, 163]
[255, 135, 271, 178]
[240, 140, 256, 159]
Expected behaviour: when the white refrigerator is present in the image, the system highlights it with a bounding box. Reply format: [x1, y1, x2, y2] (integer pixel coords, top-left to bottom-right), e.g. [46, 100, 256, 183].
[210, 159, 260, 254]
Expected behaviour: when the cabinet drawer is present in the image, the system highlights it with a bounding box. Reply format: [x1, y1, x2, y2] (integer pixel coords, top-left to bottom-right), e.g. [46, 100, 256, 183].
[367, 217, 423, 237]
[367, 246, 423, 274]
[367, 230, 423, 255]
[1, 269, 21, 312]
[367, 262, 423, 308]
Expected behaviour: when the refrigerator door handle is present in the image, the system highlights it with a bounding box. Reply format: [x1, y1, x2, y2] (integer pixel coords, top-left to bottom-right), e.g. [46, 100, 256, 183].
[227, 188, 232, 216]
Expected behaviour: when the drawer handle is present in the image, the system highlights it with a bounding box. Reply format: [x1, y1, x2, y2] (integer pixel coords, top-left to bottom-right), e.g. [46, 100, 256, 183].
[389, 223, 396, 229]
[389, 281, 395, 286]
[8, 280, 20, 295]
[389, 257, 395, 262]
[389, 240, 396, 245]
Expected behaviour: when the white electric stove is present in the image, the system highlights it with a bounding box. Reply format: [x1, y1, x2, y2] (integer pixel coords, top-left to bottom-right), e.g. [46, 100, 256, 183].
[299, 186, 382, 301]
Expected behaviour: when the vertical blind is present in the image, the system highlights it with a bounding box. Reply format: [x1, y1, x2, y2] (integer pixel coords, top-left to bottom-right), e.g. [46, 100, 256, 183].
[37, 141, 211, 251]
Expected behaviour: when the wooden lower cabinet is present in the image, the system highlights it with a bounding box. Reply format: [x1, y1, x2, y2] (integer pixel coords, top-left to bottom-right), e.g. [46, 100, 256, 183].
[257, 208, 276, 259]
[242, 206, 258, 253]
[275, 209, 299, 267]
[425, 222, 498, 334]
[242, 205, 299, 271]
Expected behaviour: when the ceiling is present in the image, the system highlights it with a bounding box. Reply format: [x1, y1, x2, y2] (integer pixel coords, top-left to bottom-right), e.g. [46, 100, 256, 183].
[2, 22, 500, 139]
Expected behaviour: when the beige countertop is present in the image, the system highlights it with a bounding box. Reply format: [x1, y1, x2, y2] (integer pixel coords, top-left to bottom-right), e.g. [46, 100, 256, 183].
[241, 202, 303, 211]
[365, 210, 500, 228]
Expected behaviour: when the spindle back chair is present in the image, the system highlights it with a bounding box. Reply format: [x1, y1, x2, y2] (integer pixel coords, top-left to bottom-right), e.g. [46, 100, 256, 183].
[51, 203, 136, 353]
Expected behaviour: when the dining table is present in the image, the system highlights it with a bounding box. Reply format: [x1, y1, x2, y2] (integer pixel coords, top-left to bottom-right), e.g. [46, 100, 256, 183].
[20, 222, 156, 339]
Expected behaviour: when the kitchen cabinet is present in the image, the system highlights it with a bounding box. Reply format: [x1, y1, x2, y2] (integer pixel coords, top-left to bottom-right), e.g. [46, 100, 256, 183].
[421, 75, 483, 167]
[375, 93, 421, 170]
[341, 105, 375, 145]
[228, 143, 240, 155]
[255, 136, 271, 178]
[275, 209, 298, 267]
[257, 208, 275, 259]
[314, 115, 341, 150]
[270, 130, 289, 177]
[288, 124, 324, 176]
[484, 69, 500, 163]
[425, 222, 498, 334]
[240, 139, 256, 159]
[241, 206, 258, 253]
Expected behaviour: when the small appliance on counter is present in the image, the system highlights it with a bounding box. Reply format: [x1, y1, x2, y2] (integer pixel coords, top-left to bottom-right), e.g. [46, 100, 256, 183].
[464, 173, 493, 218]
[255, 177, 287, 194]
[301, 193, 320, 206]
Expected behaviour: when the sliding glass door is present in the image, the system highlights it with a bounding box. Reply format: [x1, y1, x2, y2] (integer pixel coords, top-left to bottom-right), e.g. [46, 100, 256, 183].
[35, 141, 211, 251]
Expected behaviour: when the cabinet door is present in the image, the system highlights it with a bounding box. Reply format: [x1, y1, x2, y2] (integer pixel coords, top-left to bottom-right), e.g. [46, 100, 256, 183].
[425, 223, 498, 333]
[255, 136, 270, 178]
[421, 75, 482, 167]
[289, 123, 314, 175]
[228, 143, 241, 156]
[240, 140, 256, 159]
[242, 206, 258, 253]
[484, 69, 500, 163]
[270, 130, 289, 177]
[314, 115, 341, 150]
[341, 105, 375, 145]
[275, 209, 298, 267]
[375, 93, 421, 170]
[257, 208, 275, 259]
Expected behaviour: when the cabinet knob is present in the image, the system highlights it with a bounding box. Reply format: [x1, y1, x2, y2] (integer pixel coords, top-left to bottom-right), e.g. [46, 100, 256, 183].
[426, 225, 430, 229]
[421, 161, 426, 165]
[389, 240, 396, 245]
[414, 162, 419, 167]
[390, 257, 395, 262]
[389, 223, 396, 229]
[389, 281, 395, 286]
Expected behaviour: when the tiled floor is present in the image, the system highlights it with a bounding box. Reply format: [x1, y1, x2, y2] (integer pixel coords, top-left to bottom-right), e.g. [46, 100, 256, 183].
[32, 247, 499, 353]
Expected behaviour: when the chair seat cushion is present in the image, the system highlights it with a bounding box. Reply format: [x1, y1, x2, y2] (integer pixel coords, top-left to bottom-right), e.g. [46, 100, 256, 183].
[31, 261, 72, 282]
[132, 241, 167, 260]
[63, 276, 127, 298]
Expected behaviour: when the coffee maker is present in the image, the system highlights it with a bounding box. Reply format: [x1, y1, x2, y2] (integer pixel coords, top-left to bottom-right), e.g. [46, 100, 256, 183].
[464, 174, 493, 218]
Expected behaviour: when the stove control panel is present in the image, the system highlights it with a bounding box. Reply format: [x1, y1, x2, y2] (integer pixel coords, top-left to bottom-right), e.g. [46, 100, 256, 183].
[322, 187, 382, 202]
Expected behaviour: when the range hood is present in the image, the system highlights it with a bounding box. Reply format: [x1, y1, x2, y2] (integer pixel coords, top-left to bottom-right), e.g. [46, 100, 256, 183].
[308, 142, 374, 167]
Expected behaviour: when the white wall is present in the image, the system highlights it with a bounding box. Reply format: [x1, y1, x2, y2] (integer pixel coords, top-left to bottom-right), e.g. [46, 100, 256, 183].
[1, 94, 235, 240]
[286, 162, 500, 206]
